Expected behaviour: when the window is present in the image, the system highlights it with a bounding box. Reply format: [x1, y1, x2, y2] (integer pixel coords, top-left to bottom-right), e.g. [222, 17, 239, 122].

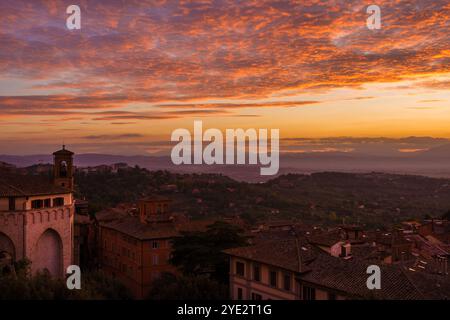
[302, 286, 316, 300]
[53, 197, 64, 207]
[283, 274, 291, 291]
[8, 197, 15, 211]
[44, 199, 51, 208]
[152, 241, 159, 249]
[251, 293, 262, 300]
[253, 265, 261, 282]
[237, 288, 243, 300]
[31, 199, 43, 209]
[59, 161, 68, 177]
[236, 261, 245, 277]
[341, 245, 347, 257]
[152, 255, 159, 265]
[269, 270, 277, 287]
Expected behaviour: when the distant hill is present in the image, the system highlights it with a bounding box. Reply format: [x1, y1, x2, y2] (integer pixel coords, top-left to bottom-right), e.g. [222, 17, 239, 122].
[2, 155, 450, 226]
[0, 161, 15, 168]
[2, 147, 450, 182]
[0, 161, 16, 173]
[73, 169, 450, 228]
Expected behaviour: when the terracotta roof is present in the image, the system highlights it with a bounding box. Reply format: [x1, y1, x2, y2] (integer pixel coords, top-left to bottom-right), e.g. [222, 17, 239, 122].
[99, 210, 228, 241]
[298, 252, 427, 300]
[177, 219, 216, 233]
[350, 243, 380, 260]
[224, 238, 317, 273]
[405, 270, 450, 300]
[372, 232, 411, 247]
[95, 208, 130, 222]
[100, 216, 179, 240]
[53, 145, 74, 156]
[224, 233, 450, 300]
[139, 195, 171, 202]
[0, 174, 70, 197]
[307, 230, 343, 247]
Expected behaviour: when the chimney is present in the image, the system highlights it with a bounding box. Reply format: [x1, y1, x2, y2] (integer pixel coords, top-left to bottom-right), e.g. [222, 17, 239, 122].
[294, 237, 303, 273]
[138, 199, 148, 224]
[340, 242, 352, 258]
[436, 256, 448, 275]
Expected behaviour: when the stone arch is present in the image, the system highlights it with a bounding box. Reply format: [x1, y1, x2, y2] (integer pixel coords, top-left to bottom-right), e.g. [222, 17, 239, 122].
[0, 232, 15, 260]
[35, 229, 63, 277]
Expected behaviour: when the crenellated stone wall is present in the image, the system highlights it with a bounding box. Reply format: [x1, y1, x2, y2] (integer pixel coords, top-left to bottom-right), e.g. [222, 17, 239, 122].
[0, 204, 74, 277]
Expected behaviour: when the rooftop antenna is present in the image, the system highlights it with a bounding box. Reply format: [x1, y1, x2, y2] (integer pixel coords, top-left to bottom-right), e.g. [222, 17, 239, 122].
[294, 236, 303, 273]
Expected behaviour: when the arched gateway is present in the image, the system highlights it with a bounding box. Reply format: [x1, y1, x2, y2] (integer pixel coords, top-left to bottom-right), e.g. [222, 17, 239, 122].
[35, 229, 63, 277]
[0, 232, 15, 260]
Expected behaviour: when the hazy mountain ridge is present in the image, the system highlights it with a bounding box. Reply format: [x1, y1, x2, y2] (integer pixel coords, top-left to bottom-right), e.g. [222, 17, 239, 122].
[2, 143, 450, 181]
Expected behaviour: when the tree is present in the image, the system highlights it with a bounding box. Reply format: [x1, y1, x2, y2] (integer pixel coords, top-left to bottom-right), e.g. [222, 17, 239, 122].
[146, 273, 228, 300]
[0, 259, 132, 300]
[170, 221, 247, 283]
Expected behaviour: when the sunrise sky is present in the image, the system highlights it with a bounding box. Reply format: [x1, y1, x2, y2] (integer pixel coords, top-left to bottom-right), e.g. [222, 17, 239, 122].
[0, 0, 449, 155]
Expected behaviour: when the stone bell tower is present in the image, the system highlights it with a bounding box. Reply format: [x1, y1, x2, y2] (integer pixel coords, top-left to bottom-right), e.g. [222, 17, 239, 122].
[53, 145, 74, 191]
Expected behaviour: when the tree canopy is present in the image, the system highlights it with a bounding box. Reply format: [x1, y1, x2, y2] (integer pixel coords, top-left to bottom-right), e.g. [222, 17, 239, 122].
[170, 221, 247, 283]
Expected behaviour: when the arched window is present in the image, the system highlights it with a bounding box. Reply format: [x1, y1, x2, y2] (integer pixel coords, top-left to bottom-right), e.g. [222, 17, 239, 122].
[59, 161, 68, 177]
[0, 232, 15, 261]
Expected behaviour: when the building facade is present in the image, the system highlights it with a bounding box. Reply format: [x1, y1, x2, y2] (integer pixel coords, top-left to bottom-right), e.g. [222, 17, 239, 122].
[225, 228, 450, 300]
[0, 146, 75, 277]
[98, 197, 178, 298]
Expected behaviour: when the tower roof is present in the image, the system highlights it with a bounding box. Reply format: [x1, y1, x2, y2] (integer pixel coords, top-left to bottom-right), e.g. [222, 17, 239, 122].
[53, 145, 74, 156]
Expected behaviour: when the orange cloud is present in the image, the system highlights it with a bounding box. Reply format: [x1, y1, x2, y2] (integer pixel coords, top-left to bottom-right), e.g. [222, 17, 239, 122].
[0, 0, 448, 151]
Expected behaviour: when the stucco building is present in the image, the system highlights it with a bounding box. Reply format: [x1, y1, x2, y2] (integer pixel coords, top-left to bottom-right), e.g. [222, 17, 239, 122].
[0, 146, 75, 277]
[225, 227, 450, 300]
[97, 196, 216, 298]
